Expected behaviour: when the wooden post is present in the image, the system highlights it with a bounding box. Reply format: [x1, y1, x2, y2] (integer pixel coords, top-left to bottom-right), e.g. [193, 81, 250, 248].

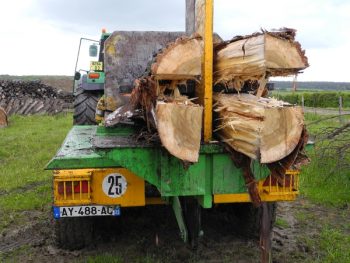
[301, 95, 305, 111]
[339, 95, 343, 124]
[292, 74, 297, 92]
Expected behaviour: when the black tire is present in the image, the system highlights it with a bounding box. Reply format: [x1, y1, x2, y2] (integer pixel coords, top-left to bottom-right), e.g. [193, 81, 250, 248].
[54, 217, 94, 250]
[73, 86, 101, 125]
[235, 202, 277, 239]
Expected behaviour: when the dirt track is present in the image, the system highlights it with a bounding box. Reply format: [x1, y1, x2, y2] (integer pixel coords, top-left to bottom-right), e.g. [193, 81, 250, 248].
[1, 198, 348, 262]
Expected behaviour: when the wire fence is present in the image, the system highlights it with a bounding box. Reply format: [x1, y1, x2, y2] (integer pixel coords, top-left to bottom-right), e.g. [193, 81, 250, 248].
[273, 92, 350, 124]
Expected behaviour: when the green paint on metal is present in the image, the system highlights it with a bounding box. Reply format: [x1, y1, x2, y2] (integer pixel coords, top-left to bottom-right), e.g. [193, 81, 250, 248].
[107, 148, 161, 188]
[172, 197, 188, 243]
[197, 195, 212, 208]
[199, 143, 225, 154]
[251, 160, 270, 181]
[86, 72, 105, 84]
[47, 126, 271, 208]
[101, 33, 111, 40]
[96, 125, 136, 136]
[212, 154, 246, 194]
[160, 152, 206, 196]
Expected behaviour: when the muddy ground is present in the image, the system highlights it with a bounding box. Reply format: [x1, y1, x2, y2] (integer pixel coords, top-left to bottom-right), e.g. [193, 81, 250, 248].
[1, 198, 349, 263]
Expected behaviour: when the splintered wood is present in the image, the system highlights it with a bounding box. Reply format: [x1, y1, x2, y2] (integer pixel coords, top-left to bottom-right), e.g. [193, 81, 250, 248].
[214, 93, 304, 163]
[214, 29, 309, 91]
[105, 28, 309, 165]
[105, 36, 204, 163]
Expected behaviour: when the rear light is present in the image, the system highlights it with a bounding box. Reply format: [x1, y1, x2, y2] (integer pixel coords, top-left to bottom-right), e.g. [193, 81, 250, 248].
[58, 181, 90, 194]
[88, 73, 100, 79]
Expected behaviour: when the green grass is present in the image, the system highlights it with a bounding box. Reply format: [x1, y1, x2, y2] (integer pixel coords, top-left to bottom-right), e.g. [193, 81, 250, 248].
[0, 114, 72, 191]
[275, 218, 289, 228]
[296, 211, 350, 263]
[0, 184, 51, 211]
[0, 114, 72, 231]
[83, 254, 159, 263]
[304, 112, 350, 135]
[301, 113, 350, 206]
[0, 112, 349, 262]
[271, 90, 350, 109]
[84, 254, 123, 263]
[319, 226, 350, 263]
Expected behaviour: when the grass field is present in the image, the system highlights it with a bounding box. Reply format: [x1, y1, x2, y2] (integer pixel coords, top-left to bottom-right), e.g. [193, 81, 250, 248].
[0, 114, 72, 231]
[271, 90, 350, 109]
[302, 113, 350, 206]
[0, 113, 349, 262]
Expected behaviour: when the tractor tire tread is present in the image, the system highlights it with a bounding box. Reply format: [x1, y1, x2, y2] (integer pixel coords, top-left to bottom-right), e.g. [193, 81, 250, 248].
[73, 86, 101, 125]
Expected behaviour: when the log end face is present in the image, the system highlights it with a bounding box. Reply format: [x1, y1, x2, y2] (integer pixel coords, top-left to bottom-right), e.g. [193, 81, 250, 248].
[156, 102, 203, 163]
[260, 106, 304, 163]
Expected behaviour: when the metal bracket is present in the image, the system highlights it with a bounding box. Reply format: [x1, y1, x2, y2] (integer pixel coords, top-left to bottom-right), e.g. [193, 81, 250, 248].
[171, 196, 188, 243]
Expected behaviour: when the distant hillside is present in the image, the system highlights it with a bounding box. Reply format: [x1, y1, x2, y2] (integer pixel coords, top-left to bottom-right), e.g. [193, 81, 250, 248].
[1, 75, 349, 92]
[273, 81, 350, 91]
[0, 75, 73, 92]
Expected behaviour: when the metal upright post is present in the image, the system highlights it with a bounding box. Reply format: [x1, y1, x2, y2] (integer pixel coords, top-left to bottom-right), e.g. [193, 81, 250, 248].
[203, 0, 213, 142]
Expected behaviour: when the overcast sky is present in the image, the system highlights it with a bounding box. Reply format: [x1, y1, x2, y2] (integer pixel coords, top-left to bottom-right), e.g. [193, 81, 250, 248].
[1, 0, 349, 82]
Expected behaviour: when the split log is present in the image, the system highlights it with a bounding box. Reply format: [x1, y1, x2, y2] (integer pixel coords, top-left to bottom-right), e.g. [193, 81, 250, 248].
[105, 75, 204, 163]
[214, 29, 309, 91]
[152, 37, 202, 80]
[0, 106, 8, 128]
[214, 93, 304, 163]
[156, 101, 203, 162]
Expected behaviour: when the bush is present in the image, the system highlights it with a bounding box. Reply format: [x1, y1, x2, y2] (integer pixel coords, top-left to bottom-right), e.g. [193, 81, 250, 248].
[274, 92, 350, 108]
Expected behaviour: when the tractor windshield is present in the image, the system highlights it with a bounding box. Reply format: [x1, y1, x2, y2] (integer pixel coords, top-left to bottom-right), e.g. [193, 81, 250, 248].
[75, 38, 101, 75]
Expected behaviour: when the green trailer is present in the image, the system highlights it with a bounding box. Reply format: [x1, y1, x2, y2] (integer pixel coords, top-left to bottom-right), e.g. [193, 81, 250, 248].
[47, 0, 301, 259]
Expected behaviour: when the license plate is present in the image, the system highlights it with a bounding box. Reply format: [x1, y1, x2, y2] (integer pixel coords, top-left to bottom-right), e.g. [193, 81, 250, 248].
[53, 205, 120, 219]
[90, 61, 103, 71]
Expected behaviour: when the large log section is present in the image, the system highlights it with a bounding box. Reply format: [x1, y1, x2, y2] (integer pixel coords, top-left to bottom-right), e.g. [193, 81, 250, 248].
[105, 23, 309, 165]
[214, 29, 309, 92]
[214, 93, 304, 163]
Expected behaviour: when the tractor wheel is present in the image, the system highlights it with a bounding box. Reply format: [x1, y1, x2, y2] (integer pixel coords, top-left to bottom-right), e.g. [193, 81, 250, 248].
[73, 86, 101, 125]
[235, 202, 277, 239]
[54, 217, 94, 250]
